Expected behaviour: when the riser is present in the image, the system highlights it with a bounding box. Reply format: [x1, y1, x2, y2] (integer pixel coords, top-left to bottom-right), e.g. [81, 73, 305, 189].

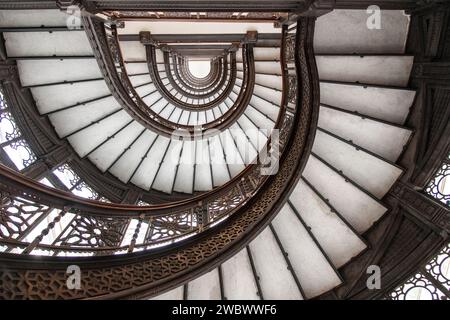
[303, 155, 387, 233]
[314, 9, 410, 54]
[312, 129, 403, 199]
[272, 205, 342, 299]
[248, 228, 304, 300]
[316, 55, 413, 87]
[320, 82, 415, 125]
[318, 105, 412, 162]
[289, 179, 367, 268]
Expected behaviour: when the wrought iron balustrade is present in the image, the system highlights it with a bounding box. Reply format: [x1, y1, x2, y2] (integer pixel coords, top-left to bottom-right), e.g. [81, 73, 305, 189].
[0, 18, 318, 299]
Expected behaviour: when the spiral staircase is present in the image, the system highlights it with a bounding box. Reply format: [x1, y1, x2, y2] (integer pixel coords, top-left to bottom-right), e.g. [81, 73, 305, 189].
[0, 1, 448, 300]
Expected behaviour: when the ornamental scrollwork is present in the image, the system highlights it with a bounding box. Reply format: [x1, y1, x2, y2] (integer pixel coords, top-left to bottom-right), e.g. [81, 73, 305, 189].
[54, 215, 129, 248]
[0, 192, 49, 240]
[288, 75, 298, 104]
[389, 272, 448, 300]
[285, 34, 296, 63]
[0, 19, 317, 299]
[425, 155, 450, 206]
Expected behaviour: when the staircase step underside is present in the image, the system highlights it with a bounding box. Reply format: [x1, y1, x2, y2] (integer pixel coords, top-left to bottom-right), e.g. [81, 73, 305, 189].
[0, 8, 417, 300]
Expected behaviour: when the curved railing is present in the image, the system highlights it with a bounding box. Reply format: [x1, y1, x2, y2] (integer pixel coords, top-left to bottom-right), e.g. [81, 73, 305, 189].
[84, 17, 257, 136]
[0, 33, 270, 257]
[164, 53, 231, 99]
[173, 56, 223, 92]
[0, 18, 319, 299]
[83, 17, 178, 137]
[132, 33, 255, 133]
[144, 42, 237, 111]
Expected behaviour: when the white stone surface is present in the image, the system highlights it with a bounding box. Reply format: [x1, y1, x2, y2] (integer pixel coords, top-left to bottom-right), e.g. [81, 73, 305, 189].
[289, 179, 367, 268]
[318, 105, 412, 161]
[320, 82, 415, 125]
[187, 269, 221, 300]
[303, 155, 387, 233]
[313, 130, 403, 199]
[249, 228, 303, 300]
[272, 205, 342, 298]
[315, 10, 410, 54]
[221, 249, 260, 300]
[316, 55, 413, 86]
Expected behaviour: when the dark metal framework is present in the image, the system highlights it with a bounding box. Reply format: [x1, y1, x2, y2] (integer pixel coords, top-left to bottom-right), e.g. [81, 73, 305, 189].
[387, 153, 450, 300]
[81, 18, 259, 137]
[142, 37, 236, 111]
[0, 0, 448, 300]
[0, 17, 319, 299]
[315, 1, 450, 300]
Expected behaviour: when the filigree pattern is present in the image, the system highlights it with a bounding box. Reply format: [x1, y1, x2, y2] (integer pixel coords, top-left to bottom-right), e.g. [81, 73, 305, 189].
[106, 32, 121, 64]
[54, 216, 129, 248]
[208, 186, 245, 221]
[425, 155, 450, 206]
[146, 211, 195, 242]
[72, 181, 99, 200]
[0, 192, 49, 239]
[54, 163, 80, 189]
[0, 94, 36, 170]
[389, 272, 448, 300]
[424, 242, 450, 290]
[279, 114, 294, 147]
[287, 75, 297, 104]
[285, 34, 296, 62]
[5, 139, 37, 169]
[0, 111, 21, 143]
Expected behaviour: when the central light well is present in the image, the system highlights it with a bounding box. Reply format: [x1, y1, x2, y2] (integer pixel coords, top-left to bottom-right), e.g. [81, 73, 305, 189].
[187, 59, 211, 78]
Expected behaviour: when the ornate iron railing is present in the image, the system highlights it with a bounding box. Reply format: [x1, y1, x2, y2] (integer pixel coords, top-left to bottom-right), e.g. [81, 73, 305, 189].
[387, 241, 450, 300]
[143, 36, 237, 110]
[176, 56, 222, 90]
[164, 53, 230, 99]
[84, 17, 256, 136]
[0, 22, 291, 258]
[0, 18, 318, 299]
[387, 151, 450, 300]
[424, 153, 450, 207]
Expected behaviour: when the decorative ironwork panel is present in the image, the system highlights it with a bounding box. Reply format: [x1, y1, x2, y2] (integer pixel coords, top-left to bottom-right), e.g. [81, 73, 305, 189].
[0, 111, 21, 144]
[287, 75, 297, 104]
[425, 154, 450, 206]
[425, 242, 450, 290]
[54, 215, 129, 248]
[285, 34, 296, 63]
[3, 139, 37, 169]
[0, 191, 49, 240]
[53, 163, 81, 189]
[0, 89, 36, 170]
[146, 211, 196, 243]
[208, 186, 245, 222]
[72, 181, 99, 200]
[389, 272, 448, 300]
